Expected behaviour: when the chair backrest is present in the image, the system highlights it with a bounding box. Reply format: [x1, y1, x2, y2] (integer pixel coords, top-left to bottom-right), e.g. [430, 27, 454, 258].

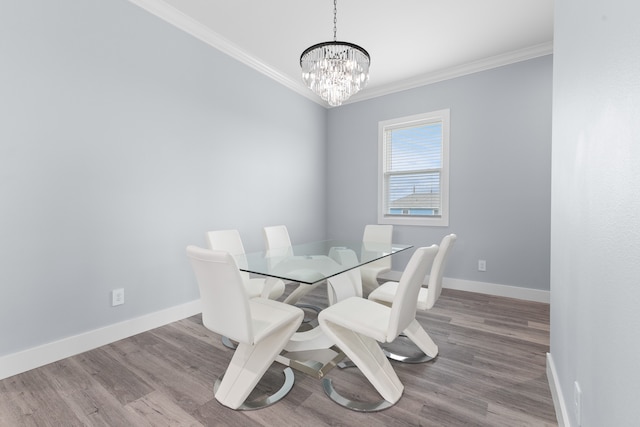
[387, 245, 439, 339]
[263, 225, 292, 251]
[425, 234, 457, 309]
[362, 224, 393, 268]
[205, 229, 245, 254]
[205, 229, 250, 281]
[186, 246, 254, 344]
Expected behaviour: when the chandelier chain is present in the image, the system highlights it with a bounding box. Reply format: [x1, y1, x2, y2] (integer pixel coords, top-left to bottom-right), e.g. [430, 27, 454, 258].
[333, 0, 337, 41]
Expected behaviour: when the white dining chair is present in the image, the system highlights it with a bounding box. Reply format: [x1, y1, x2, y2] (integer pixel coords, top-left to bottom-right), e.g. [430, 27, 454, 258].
[368, 233, 457, 363]
[206, 229, 288, 349]
[360, 224, 393, 295]
[318, 245, 439, 411]
[263, 225, 325, 309]
[186, 246, 303, 410]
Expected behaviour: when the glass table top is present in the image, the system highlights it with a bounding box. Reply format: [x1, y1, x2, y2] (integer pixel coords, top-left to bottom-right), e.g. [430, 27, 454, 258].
[235, 240, 413, 284]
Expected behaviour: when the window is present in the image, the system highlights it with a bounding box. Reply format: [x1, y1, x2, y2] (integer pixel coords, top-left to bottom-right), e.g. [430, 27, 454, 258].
[378, 109, 450, 226]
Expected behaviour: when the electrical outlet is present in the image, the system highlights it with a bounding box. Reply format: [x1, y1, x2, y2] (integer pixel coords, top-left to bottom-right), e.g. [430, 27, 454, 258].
[478, 259, 486, 272]
[112, 288, 124, 306]
[574, 381, 582, 426]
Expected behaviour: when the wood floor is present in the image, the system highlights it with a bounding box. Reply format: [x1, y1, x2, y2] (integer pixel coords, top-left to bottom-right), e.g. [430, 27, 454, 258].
[0, 287, 557, 426]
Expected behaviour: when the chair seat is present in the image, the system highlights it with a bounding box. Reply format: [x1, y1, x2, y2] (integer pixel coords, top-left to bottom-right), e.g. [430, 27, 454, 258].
[245, 277, 286, 299]
[319, 296, 391, 343]
[369, 281, 430, 311]
[247, 297, 304, 344]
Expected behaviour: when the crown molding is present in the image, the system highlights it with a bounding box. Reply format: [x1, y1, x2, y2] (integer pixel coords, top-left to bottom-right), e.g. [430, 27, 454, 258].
[128, 1, 552, 108]
[344, 41, 554, 105]
[127, 0, 321, 105]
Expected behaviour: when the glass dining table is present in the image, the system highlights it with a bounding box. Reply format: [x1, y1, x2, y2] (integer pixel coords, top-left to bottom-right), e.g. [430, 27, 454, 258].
[234, 239, 413, 378]
[237, 239, 412, 285]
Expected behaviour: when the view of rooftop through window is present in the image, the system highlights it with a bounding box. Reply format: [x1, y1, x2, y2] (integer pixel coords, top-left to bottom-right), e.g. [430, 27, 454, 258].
[388, 122, 442, 204]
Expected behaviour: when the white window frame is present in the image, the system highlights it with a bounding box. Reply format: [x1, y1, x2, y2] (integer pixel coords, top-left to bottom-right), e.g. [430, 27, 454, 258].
[378, 109, 450, 227]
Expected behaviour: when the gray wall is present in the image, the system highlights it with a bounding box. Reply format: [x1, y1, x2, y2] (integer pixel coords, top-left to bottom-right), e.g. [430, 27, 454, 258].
[0, 0, 554, 364]
[551, 0, 640, 425]
[327, 56, 553, 291]
[0, 0, 326, 357]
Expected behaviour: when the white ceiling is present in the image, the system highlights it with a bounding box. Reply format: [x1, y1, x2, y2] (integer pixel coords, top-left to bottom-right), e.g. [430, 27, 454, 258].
[131, 0, 554, 106]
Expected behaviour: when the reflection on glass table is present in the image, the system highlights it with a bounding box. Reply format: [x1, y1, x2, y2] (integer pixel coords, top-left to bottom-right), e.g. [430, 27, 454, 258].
[237, 240, 413, 285]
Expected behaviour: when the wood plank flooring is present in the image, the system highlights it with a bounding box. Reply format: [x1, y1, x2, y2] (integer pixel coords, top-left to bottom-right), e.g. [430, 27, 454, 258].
[0, 287, 557, 426]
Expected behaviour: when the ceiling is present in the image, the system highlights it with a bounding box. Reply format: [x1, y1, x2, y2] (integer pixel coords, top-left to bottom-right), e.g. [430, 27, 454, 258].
[131, 0, 554, 106]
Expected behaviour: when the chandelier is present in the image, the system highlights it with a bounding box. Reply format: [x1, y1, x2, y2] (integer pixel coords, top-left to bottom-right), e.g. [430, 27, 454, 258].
[300, 0, 370, 107]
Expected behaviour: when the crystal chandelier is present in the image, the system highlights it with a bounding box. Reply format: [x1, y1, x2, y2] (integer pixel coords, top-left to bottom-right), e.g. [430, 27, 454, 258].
[300, 0, 370, 107]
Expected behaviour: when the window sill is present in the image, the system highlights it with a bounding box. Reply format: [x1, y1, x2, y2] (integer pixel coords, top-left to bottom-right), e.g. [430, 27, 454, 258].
[378, 215, 449, 227]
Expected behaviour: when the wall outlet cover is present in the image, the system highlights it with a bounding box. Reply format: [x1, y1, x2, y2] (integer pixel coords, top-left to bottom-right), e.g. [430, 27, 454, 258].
[112, 288, 124, 306]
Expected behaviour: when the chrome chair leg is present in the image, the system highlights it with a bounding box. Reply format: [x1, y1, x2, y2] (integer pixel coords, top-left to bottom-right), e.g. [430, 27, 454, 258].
[382, 347, 436, 364]
[337, 360, 356, 369]
[380, 333, 438, 364]
[339, 346, 436, 365]
[221, 336, 237, 350]
[322, 378, 394, 412]
[214, 367, 295, 411]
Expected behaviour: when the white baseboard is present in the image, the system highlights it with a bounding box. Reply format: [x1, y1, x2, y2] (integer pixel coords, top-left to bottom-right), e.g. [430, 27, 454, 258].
[379, 271, 550, 303]
[0, 300, 201, 381]
[1, 275, 549, 381]
[547, 352, 570, 426]
[443, 277, 550, 303]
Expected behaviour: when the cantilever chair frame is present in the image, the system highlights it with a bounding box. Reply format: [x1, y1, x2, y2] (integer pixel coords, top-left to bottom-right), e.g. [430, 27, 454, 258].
[186, 246, 304, 410]
[318, 245, 439, 412]
[369, 233, 457, 364]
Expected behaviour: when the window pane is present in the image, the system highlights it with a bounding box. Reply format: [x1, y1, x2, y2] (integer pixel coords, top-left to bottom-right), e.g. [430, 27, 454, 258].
[385, 122, 443, 217]
[378, 109, 449, 227]
[387, 172, 441, 216]
[388, 123, 442, 172]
